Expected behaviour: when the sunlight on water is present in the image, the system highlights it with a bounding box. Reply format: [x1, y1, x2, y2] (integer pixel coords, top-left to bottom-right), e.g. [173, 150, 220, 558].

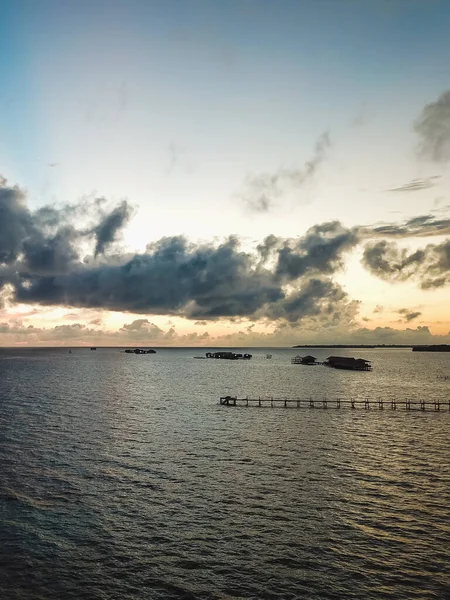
[1, 347, 449, 599]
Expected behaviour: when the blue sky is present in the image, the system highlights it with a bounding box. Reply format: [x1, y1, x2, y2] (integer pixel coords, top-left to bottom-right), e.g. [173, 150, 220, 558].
[1, 0, 450, 345]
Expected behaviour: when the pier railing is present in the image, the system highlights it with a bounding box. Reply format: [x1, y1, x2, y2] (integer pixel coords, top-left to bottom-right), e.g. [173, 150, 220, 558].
[219, 396, 450, 411]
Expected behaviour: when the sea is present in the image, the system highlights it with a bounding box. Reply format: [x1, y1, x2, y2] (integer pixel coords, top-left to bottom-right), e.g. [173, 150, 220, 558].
[1, 346, 449, 600]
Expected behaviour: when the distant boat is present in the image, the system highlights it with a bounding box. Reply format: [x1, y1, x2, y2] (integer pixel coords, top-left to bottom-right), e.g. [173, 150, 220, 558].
[90, 347, 97, 351]
[124, 348, 156, 354]
[266, 354, 272, 359]
[68, 349, 72, 354]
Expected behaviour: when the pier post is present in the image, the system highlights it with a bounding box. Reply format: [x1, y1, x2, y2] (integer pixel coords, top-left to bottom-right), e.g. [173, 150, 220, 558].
[337, 398, 341, 408]
[351, 399, 355, 409]
[310, 398, 314, 408]
[421, 400, 425, 411]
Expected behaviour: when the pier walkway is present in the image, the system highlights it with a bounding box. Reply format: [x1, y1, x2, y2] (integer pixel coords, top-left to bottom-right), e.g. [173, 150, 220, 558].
[219, 396, 450, 411]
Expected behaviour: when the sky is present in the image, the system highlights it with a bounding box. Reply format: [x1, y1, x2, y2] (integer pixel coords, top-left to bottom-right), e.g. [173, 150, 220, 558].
[1, 0, 450, 347]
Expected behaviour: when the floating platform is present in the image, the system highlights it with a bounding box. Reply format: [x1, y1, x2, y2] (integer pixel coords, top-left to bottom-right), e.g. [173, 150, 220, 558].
[206, 352, 252, 360]
[219, 396, 450, 411]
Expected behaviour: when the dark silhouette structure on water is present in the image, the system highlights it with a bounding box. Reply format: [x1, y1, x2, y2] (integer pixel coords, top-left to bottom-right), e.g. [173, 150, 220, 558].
[324, 356, 371, 371]
[291, 355, 317, 365]
[220, 396, 449, 411]
[412, 345, 450, 352]
[206, 351, 252, 360]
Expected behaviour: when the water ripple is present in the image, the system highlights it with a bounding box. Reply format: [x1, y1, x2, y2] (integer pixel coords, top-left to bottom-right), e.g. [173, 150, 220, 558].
[1, 347, 449, 599]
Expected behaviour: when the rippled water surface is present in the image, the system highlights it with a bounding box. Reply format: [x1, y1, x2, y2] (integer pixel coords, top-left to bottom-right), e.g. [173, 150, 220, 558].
[1, 347, 450, 599]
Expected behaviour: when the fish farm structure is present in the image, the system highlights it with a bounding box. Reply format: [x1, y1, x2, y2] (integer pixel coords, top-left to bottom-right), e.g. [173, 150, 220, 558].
[219, 396, 450, 411]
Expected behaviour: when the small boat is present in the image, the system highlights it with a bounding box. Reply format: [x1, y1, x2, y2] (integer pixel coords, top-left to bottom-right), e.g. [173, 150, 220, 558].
[90, 347, 97, 351]
[266, 354, 272, 359]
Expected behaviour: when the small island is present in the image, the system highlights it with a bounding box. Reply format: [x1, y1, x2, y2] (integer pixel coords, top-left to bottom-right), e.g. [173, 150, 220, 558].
[412, 345, 450, 352]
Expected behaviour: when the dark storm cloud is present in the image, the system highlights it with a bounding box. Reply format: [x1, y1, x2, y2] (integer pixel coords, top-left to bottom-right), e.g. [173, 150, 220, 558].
[398, 308, 422, 322]
[0, 175, 359, 323]
[362, 240, 425, 281]
[265, 277, 348, 323]
[362, 239, 450, 289]
[414, 90, 450, 162]
[243, 130, 331, 213]
[274, 222, 358, 280]
[387, 176, 440, 193]
[14, 235, 285, 320]
[92, 200, 133, 257]
[3, 173, 450, 326]
[0, 177, 133, 278]
[0, 178, 31, 264]
[22, 226, 80, 274]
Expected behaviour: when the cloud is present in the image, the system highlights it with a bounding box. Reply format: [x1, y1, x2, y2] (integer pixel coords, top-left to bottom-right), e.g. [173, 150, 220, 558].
[274, 221, 358, 280]
[242, 130, 331, 213]
[0, 178, 360, 324]
[387, 176, 440, 193]
[2, 174, 450, 335]
[362, 214, 450, 238]
[3, 315, 448, 348]
[92, 200, 133, 257]
[0, 177, 135, 282]
[362, 238, 450, 289]
[119, 318, 170, 340]
[414, 90, 450, 162]
[0, 318, 212, 346]
[206, 322, 450, 348]
[0, 177, 30, 265]
[398, 308, 422, 322]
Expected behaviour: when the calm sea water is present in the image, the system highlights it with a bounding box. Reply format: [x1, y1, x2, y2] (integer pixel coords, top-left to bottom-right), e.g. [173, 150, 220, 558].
[1, 347, 449, 599]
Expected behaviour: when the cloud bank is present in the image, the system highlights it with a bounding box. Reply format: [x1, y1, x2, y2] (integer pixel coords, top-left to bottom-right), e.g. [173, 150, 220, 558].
[1, 174, 450, 335]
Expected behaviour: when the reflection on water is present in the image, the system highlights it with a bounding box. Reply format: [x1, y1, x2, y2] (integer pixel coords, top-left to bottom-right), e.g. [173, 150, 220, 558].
[0, 347, 449, 599]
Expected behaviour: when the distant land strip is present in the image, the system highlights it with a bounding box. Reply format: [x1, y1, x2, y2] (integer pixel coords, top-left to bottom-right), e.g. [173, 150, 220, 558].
[292, 344, 411, 348]
[292, 344, 450, 352]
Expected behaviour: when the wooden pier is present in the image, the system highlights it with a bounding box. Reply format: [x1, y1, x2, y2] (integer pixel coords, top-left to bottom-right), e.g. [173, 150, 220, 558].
[219, 396, 450, 411]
